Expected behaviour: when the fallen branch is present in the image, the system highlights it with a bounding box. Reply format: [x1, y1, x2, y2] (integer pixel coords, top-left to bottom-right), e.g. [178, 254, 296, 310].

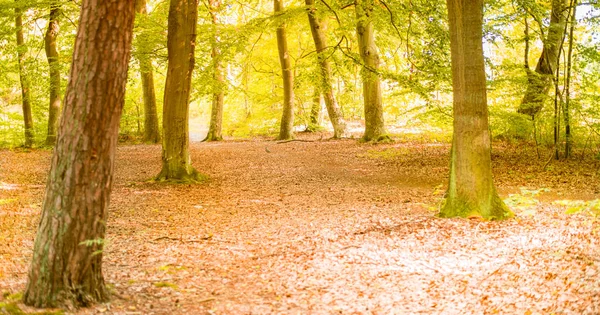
[277, 139, 317, 144]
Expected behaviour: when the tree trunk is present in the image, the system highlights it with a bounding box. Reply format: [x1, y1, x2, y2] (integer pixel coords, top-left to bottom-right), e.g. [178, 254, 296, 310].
[275, 0, 295, 140]
[305, 0, 347, 138]
[204, 0, 225, 142]
[307, 88, 323, 131]
[23, 0, 136, 308]
[15, 5, 34, 148]
[564, 0, 576, 158]
[156, 0, 203, 182]
[44, 3, 61, 146]
[355, 0, 388, 142]
[518, 0, 569, 117]
[135, 0, 160, 144]
[440, 0, 512, 220]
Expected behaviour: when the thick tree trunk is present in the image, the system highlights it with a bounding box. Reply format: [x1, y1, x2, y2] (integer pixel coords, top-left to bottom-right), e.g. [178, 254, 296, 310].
[355, 0, 388, 142]
[44, 4, 61, 146]
[275, 0, 295, 140]
[23, 0, 136, 308]
[135, 0, 160, 143]
[156, 0, 203, 182]
[15, 6, 34, 148]
[305, 0, 347, 138]
[204, 0, 225, 142]
[308, 88, 323, 130]
[518, 0, 569, 117]
[440, 0, 512, 220]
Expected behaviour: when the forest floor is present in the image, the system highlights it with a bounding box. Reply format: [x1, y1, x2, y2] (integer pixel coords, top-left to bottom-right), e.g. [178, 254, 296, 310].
[1, 134, 600, 314]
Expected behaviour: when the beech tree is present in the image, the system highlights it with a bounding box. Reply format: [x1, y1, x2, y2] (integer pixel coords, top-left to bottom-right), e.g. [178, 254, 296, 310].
[23, 0, 136, 307]
[275, 0, 295, 140]
[44, 1, 61, 145]
[204, 0, 225, 142]
[156, 0, 202, 181]
[15, 4, 34, 148]
[135, 0, 161, 143]
[439, 0, 513, 220]
[518, 0, 569, 117]
[355, 0, 388, 142]
[305, 0, 347, 138]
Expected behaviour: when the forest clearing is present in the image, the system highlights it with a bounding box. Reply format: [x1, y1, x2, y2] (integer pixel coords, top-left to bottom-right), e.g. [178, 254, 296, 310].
[2, 0, 600, 313]
[1, 136, 600, 314]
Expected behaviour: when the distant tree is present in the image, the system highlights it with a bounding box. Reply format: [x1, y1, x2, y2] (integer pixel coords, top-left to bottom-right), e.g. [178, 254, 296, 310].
[156, 0, 203, 181]
[518, 0, 569, 117]
[305, 0, 347, 138]
[44, 1, 61, 146]
[275, 0, 295, 140]
[23, 0, 136, 307]
[355, 0, 388, 142]
[135, 0, 161, 143]
[439, 0, 513, 220]
[15, 3, 34, 148]
[204, 0, 225, 142]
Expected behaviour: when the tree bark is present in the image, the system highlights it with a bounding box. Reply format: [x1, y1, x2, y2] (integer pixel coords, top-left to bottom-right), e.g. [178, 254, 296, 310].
[275, 0, 295, 140]
[518, 0, 569, 117]
[305, 0, 347, 138]
[15, 5, 34, 148]
[23, 0, 136, 308]
[135, 0, 161, 143]
[156, 0, 203, 182]
[440, 0, 513, 220]
[44, 3, 61, 146]
[204, 0, 225, 142]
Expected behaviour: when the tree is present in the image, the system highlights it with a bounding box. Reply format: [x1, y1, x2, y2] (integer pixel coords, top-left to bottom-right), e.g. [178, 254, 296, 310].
[156, 0, 203, 182]
[23, 0, 136, 307]
[44, 2, 61, 146]
[305, 0, 347, 138]
[518, 0, 569, 117]
[15, 3, 34, 148]
[355, 0, 388, 142]
[135, 0, 161, 144]
[275, 0, 295, 140]
[204, 0, 225, 142]
[439, 0, 513, 220]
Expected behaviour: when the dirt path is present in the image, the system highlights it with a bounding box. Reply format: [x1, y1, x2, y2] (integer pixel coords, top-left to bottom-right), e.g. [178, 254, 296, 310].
[1, 139, 600, 314]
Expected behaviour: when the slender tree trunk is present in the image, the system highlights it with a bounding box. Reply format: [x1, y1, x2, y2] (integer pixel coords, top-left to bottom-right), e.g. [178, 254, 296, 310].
[440, 0, 512, 220]
[44, 3, 61, 146]
[518, 0, 569, 117]
[305, 0, 347, 138]
[204, 0, 225, 142]
[15, 5, 34, 148]
[156, 0, 202, 182]
[23, 0, 136, 308]
[275, 0, 295, 140]
[135, 0, 160, 143]
[355, 0, 388, 142]
[564, 0, 576, 158]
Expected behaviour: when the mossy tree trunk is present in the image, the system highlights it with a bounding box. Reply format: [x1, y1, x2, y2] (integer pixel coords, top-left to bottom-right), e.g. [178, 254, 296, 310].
[204, 0, 225, 142]
[355, 0, 387, 142]
[156, 0, 202, 182]
[23, 0, 136, 308]
[440, 0, 513, 220]
[15, 5, 34, 148]
[518, 0, 569, 117]
[44, 3, 61, 146]
[305, 0, 347, 138]
[275, 0, 295, 140]
[135, 0, 161, 144]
